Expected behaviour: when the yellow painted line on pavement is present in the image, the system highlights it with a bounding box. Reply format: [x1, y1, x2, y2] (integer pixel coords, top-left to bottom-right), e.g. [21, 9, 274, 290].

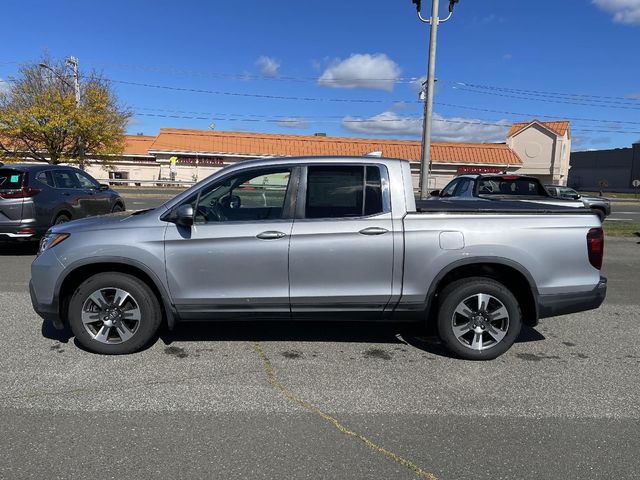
[253, 342, 437, 480]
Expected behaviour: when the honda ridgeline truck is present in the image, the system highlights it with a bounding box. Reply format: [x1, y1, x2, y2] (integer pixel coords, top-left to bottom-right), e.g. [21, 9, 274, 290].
[30, 157, 606, 360]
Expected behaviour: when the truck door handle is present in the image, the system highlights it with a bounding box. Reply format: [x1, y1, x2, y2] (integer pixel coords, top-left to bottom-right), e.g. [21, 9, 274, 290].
[359, 227, 389, 236]
[256, 231, 286, 240]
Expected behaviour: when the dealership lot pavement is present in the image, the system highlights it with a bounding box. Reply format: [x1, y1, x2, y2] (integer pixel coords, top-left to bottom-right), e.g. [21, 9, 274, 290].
[1, 224, 639, 478]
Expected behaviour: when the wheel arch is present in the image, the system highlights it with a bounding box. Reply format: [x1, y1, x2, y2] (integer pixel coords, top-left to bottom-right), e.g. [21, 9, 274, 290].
[52, 209, 73, 224]
[57, 259, 176, 329]
[426, 257, 540, 327]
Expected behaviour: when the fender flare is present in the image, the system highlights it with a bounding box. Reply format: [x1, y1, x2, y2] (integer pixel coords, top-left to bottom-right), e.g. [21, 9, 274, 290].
[424, 256, 540, 321]
[55, 256, 177, 329]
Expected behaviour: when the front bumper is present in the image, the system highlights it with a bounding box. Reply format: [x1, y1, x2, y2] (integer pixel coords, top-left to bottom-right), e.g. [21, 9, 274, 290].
[537, 276, 607, 319]
[30, 279, 63, 329]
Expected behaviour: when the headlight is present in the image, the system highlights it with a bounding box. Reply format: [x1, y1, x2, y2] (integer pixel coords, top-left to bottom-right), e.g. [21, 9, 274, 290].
[38, 232, 70, 255]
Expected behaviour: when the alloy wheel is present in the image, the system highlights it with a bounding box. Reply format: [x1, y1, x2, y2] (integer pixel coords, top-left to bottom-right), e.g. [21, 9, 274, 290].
[81, 287, 141, 344]
[451, 293, 510, 351]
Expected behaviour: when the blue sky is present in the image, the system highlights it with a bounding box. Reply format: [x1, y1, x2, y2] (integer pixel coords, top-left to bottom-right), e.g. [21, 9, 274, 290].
[1, 0, 639, 150]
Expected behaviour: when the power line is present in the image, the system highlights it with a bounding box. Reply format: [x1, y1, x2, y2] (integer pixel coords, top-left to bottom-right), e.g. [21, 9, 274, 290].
[132, 112, 640, 135]
[435, 102, 640, 126]
[5, 58, 640, 104]
[451, 81, 640, 103]
[111, 79, 388, 104]
[134, 103, 640, 128]
[453, 86, 640, 111]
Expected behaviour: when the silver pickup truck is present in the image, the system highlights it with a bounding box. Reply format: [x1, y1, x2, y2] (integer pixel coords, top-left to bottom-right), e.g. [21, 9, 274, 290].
[30, 157, 606, 360]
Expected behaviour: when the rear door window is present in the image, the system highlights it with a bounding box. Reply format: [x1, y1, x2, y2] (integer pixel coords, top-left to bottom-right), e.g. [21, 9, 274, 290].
[36, 171, 54, 187]
[304, 165, 385, 219]
[0, 169, 24, 190]
[53, 170, 81, 189]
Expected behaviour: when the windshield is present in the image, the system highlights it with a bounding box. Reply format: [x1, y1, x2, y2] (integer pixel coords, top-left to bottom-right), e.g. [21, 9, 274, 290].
[0, 169, 25, 190]
[477, 177, 547, 196]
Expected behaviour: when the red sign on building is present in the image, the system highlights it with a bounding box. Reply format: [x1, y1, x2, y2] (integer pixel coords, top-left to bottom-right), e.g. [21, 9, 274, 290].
[457, 166, 504, 174]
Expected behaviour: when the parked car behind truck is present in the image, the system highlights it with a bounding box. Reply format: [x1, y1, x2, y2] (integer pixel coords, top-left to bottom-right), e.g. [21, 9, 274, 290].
[429, 173, 585, 209]
[0, 163, 124, 242]
[545, 185, 611, 221]
[30, 157, 606, 360]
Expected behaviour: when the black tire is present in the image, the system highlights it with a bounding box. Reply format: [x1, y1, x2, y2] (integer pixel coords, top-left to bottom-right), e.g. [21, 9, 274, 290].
[437, 277, 522, 360]
[592, 208, 605, 222]
[112, 203, 124, 213]
[54, 213, 71, 225]
[67, 272, 162, 354]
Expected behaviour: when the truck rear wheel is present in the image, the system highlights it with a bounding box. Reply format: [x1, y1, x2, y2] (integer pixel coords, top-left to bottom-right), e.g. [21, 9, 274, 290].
[437, 277, 522, 360]
[67, 272, 162, 354]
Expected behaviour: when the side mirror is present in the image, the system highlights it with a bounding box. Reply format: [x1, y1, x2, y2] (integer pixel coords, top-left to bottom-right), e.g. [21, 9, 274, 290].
[430, 189, 440, 197]
[574, 194, 582, 200]
[98, 184, 109, 191]
[175, 204, 194, 227]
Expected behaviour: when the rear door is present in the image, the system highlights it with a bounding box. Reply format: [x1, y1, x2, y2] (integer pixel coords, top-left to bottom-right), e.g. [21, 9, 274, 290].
[74, 171, 111, 214]
[288, 164, 394, 316]
[51, 169, 86, 218]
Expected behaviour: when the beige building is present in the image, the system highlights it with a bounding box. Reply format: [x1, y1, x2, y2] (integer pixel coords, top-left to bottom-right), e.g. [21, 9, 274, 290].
[506, 120, 571, 185]
[79, 120, 570, 190]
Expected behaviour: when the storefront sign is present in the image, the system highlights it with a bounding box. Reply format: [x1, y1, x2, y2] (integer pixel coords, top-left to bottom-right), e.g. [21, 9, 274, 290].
[177, 156, 224, 166]
[457, 166, 504, 174]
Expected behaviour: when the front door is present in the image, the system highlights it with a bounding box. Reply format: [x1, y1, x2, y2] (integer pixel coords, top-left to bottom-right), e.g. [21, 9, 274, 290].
[74, 171, 111, 215]
[289, 164, 394, 316]
[164, 166, 295, 319]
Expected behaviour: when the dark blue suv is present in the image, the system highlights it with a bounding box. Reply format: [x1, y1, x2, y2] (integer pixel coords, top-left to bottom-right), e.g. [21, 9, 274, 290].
[0, 163, 124, 242]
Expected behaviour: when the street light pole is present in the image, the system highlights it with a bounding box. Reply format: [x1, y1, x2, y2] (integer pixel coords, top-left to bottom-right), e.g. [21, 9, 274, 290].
[413, 0, 459, 200]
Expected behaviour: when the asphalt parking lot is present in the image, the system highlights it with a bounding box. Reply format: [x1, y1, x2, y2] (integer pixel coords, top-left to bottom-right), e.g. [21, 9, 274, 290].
[1, 196, 639, 479]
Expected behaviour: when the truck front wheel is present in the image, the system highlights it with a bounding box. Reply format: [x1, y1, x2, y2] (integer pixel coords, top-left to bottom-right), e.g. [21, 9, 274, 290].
[67, 272, 162, 354]
[437, 277, 522, 360]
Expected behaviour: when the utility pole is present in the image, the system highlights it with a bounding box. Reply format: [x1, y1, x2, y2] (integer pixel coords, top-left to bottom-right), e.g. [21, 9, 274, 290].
[66, 56, 85, 168]
[39, 56, 84, 168]
[412, 0, 459, 199]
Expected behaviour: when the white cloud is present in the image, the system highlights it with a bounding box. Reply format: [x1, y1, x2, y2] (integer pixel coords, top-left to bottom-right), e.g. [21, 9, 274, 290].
[593, 0, 640, 25]
[343, 111, 422, 136]
[318, 53, 401, 92]
[390, 101, 416, 112]
[256, 56, 280, 76]
[276, 117, 309, 129]
[342, 111, 510, 142]
[0, 78, 10, 95]
[626, 92, 640, 99]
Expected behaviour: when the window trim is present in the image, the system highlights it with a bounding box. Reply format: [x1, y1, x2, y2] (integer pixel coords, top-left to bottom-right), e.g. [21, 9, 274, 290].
[295, 163, 391, 221]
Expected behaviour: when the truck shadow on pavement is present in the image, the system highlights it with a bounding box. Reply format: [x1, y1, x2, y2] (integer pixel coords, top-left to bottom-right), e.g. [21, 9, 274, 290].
[159, 321, 545, 359]
[40, 321, 545, 359]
